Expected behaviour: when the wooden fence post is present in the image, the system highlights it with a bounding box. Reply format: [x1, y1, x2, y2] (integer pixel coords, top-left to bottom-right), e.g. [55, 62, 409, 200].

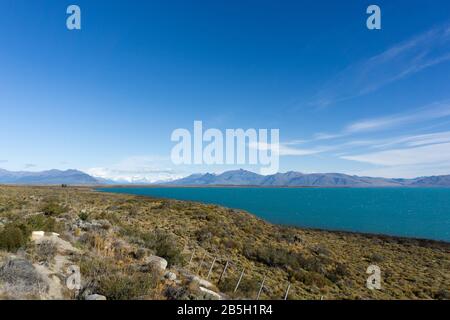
[283, 282, 291, 300]
[188, 249, 195, 268]
[256, 276, 266, 300]
[197, 252, 207, 275]
[218, 261, 229, 284]
[207, 257, 216, 280]
[234, 268, 245, 293]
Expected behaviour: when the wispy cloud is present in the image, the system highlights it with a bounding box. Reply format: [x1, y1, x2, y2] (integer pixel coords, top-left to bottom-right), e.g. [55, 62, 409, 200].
[345, 102, 450, 133]
[312, 101, 450, 142]
[341, 142, 450, 166]
[249, 141, 332, 156]
[312, 24, 450, 107]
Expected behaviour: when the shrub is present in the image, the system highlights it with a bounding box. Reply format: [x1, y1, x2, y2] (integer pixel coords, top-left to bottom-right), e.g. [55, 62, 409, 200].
[0, 225, 27, 252]
[326, 263, 350, 282]
[434, 289, 450, 300]
[34, 240, 57, 263]
[26, 215, 63, 233]
[78, 211, 89, 221]
[164, 285, 190, 300]
[218, 276, 260, 298]
[79, 256, 158, 299]
[140, 230, 184, 267]
[39, 200, 67, 216]
[369, 253, 385, 263]
[97, 272, 157, 300]
[289, 270, 330, 288]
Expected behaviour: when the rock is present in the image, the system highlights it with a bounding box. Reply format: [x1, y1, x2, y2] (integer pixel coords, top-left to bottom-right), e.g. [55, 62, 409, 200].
[31, 231, 45, 241]
[144, 255, 168, 271]
[75, 219, 112, 232]
[164, 271, 177, 281]
[189, 275, 214, 289]
[86, 294, 107, 300]
[199, 287, 222, 300]
[32, 233, 80, 254]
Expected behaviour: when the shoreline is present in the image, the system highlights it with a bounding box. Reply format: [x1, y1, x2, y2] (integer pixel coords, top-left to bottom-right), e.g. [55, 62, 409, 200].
[95, 187, 450, 247]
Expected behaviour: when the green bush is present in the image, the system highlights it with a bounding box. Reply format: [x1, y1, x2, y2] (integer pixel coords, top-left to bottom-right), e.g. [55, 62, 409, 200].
[79, 256, 158, 300]
[98, 272, 157, 300]
[145, 230, 184, 267]
[0, 225, 28, 252]
[39, 200, 67, 216]
[78, 211, 89, 221]
[26, 215, 63, 233]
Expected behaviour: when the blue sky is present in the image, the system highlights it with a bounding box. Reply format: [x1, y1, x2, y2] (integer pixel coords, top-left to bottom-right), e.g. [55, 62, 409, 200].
[1, 0, 450, 181]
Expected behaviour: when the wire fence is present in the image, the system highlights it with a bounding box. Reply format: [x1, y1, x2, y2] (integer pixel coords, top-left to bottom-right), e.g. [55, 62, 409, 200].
[180, 244, 305, 300]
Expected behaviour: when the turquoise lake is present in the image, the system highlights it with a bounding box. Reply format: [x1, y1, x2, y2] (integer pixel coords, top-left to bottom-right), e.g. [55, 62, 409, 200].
[97, 187, 450, 242]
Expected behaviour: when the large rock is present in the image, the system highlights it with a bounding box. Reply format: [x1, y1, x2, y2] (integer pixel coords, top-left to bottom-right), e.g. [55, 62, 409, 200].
[144, 255, 168, 271]
[189, 275, 214, 289]
[86, 294, 107, 300]
[199, 287, 222, 300]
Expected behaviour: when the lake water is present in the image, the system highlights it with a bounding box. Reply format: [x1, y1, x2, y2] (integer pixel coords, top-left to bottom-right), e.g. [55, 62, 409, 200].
[97, 187, 450, 242]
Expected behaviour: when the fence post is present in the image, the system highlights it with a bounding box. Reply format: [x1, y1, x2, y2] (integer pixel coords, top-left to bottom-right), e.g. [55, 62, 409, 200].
[197, 252, 207, 275]
[234, 268, 245, 293]
[256, 276, 266, 300]
[283, 282, 291, 300]
[188, 249, 195, 268]
[218, 261, 229, 284]
[207, 257, 216, 280]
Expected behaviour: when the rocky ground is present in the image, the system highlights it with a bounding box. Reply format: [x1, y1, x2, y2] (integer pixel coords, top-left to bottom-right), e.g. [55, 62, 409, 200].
[0, 185, 449, 300]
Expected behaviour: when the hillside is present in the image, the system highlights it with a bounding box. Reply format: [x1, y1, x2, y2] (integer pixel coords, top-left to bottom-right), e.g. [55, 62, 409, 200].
[0, 186, 448, 300]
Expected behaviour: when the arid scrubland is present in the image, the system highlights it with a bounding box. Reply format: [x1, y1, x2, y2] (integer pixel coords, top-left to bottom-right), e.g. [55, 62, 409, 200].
[0, 185, 449, 300]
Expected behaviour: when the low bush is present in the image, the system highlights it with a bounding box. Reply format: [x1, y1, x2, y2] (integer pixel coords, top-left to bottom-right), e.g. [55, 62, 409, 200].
[218, 276, 260, 298]
[97, 272, 157, 300]
[39, 200, 67, 216]
[0, 225, 27, 252]
[146, 230, 184, 266]
[34, 240, 57, 263]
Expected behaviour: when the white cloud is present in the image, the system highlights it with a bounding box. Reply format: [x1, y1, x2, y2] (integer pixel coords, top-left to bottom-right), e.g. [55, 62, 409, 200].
[345, 102, 450, 133]
[249, 141, 330, 156]
[312, 24, 450, 107]
[351, 163, 450, 179]
[341, 142, 450, 166]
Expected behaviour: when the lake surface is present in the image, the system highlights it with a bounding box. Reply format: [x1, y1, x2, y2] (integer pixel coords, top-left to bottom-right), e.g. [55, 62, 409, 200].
[97, 187, 450, 242]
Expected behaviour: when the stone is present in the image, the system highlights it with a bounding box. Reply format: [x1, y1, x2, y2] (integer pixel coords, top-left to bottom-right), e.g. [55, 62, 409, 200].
[190, 275, 214, 289]
[144, 255, 168, 271]
[164, 271, 177, 281]
[31, 231, 45, 241]
[86, 294, 107, 300]
[199, 287, 222, 300]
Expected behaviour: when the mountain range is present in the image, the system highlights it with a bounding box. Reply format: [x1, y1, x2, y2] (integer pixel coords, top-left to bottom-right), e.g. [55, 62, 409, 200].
[0, 169, 101, 185]
[1, 168, 450, 187]
[167, 169, 450, 187]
